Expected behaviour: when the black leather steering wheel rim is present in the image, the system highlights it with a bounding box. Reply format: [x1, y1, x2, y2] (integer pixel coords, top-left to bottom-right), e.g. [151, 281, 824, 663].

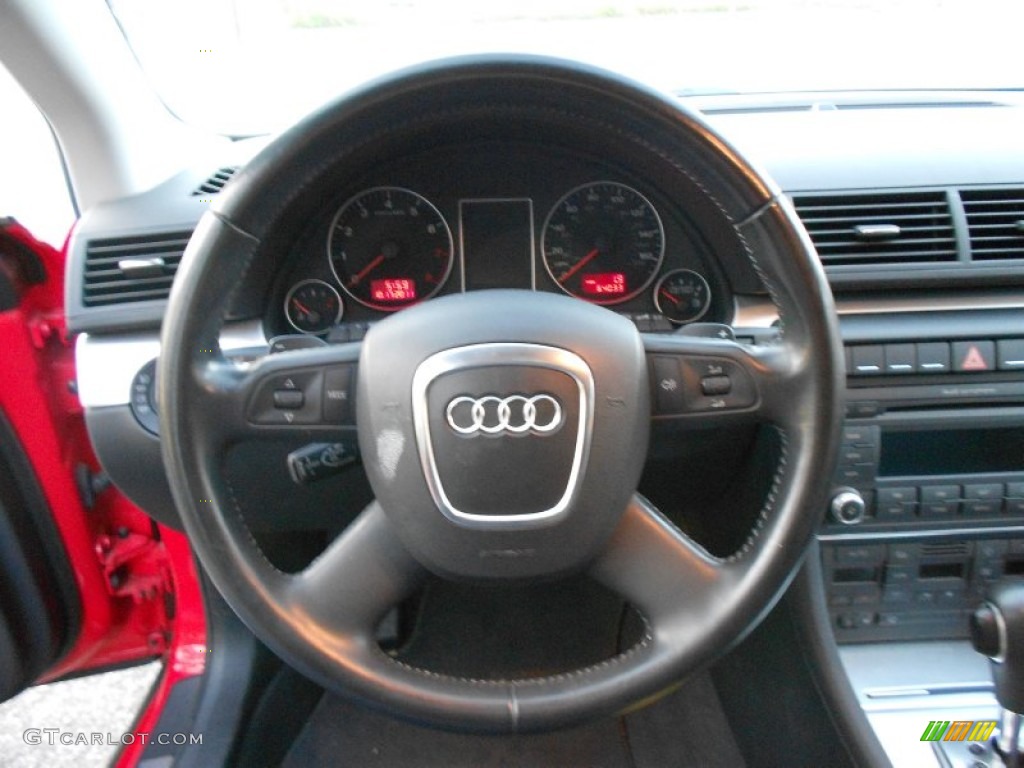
[159, 55, 843, 732]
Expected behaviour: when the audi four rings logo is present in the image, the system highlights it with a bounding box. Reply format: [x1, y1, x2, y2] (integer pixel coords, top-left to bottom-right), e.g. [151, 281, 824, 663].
[445, 394, 563, 436]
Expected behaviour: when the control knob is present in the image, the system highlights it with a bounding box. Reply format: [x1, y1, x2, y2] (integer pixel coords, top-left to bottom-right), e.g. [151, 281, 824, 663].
[830, 489, 866, 525]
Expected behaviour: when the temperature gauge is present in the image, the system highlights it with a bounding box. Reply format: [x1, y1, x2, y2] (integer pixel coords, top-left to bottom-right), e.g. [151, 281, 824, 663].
[653, 269, 711, 324]
[284, 279, 343, 334]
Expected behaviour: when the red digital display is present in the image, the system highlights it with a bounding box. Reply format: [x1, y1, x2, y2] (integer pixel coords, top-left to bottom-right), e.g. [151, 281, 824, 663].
[581, 272, 627, 296]
[370, 278, 417, 302]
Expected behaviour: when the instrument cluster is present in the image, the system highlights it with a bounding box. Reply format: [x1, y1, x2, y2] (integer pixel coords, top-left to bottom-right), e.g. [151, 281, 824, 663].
[270, 148, 729, 338]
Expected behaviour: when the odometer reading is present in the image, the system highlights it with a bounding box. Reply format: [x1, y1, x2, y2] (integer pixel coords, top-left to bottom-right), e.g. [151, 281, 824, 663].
[328, 187, 453, 310]
[371, 278, 416, 303]
[581, 272, 626, 296]
[542, 181, 664, 304]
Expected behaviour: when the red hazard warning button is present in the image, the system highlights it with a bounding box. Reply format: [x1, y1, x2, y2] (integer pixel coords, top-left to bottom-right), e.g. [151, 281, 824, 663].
[952, 340, 995, 372]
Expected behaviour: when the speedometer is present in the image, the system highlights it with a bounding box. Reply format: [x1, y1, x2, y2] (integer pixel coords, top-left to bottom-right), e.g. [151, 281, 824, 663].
[541, 181, 664, 304]
[327, 187, 454, 310]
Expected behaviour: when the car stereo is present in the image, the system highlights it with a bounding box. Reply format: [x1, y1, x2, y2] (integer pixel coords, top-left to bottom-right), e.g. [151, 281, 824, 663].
[820, 331, 1024, 642]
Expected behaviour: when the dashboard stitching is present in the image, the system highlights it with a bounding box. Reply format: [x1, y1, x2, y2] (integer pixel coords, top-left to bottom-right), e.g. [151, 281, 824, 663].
[381, 617, 654, 687]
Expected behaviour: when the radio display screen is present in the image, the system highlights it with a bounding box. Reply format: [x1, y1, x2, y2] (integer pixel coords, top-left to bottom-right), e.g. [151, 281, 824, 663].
[879, 427, 1024, 476]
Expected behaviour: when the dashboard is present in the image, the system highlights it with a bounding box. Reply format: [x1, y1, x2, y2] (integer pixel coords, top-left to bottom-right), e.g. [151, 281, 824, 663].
[265, 144, 728, 340]
[64, 85, 1024, 763]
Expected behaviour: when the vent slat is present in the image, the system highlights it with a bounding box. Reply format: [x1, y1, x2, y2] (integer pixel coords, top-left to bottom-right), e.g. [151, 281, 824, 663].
[793, 192, 956, 267]
[83, 253, 184, 268]
[795, 201, 949, 212]
[808, 223, 953, 232]
[813, 237, 954, 248]
[962, 188, 1024, 261]
[970, 235, 1024, 243]
[82, 230, 192, 307]
[806, 253, 958, 266]
[191, 166, 239, 196]
[86, 239, 190, 254]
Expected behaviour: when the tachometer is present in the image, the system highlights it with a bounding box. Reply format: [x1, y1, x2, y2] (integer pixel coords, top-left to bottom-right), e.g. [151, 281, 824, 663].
[328, 187, 454, 310]
[541, 181, 664, 304]
[284, 279, 343, 334]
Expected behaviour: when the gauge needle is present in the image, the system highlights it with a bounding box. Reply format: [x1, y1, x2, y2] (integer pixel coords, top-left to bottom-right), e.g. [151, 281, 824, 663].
[292, 299, 314, 316]
[558, 248, 599, 284]
[659, 289, 681, 307]
[348, 253, 386, 286]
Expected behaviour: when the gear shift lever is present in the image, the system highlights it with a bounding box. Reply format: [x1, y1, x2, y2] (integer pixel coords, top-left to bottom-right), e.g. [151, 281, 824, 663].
[971, 580, 1024, 766]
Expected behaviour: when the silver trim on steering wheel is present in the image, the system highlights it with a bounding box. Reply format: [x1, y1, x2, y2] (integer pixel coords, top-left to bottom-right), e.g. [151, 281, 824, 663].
[412, 343, 594, 528]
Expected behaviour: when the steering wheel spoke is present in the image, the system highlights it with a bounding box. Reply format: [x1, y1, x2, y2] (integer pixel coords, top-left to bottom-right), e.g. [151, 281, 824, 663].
[287, 502, 425, 637]
[190, 343, 362, 446]
[643, 333, 802, 428]
[589, 495, 731, 628]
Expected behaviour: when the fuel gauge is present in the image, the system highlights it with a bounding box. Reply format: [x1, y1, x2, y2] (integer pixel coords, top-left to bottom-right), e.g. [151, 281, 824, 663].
[653, 269, 711, 325]
[284, 279, 343, 334]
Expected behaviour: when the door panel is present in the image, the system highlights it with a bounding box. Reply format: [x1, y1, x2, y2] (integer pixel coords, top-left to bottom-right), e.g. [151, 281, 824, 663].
[0, 219, 200, 702]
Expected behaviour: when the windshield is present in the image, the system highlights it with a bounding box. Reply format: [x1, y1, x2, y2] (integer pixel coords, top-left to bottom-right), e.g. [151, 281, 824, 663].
[109, 0, 1023, 136]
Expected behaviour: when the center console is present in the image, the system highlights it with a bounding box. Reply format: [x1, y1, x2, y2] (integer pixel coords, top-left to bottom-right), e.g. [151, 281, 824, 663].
[821, 312, 1024, 641]
[821, 307, 1024, 764]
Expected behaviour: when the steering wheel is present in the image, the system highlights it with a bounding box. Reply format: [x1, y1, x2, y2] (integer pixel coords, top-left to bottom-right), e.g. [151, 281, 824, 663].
[159, 55, 842, 732]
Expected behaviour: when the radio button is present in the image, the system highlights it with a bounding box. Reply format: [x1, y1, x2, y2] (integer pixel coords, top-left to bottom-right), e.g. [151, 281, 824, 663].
[965, 483, 1004, 500]
[920, 484, 961, 516]
[978, 540, 1009, 559]
[851, 345, 885, 376]
[885, 566, 915, 584]
[922, 485, 959, 502]
[882, 586, 912, 604]
[1006, 483, 1024, 515]
[884, 343, 916, 374]
[916, 342, 951, 374]
[877, 487, 918, 519]
[921, 503, 958, 517]
[836, 464, 876, 484]
[952, 340, 995, 373]
[841, 445, 876, 465]
[846, 401, 880, 418]
[964, 501, 1002, 516]
[888, 543, 920, 564]
[835, 543, 885, 565]
[842, 425, 880, 446]
[837, 612, 875, 630]
[976, 564, 1002, 582]
[997, 339, 1024, 371]
[938, 588, 963, 606]
[963, 483, 1005, 516]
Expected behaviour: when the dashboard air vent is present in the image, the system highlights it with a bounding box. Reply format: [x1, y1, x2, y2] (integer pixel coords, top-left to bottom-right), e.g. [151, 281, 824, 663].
[82, 231, 192, 306]
[191, 166, 239, 196]
[792, 192, 957, 267]
[961, 188, 1024, 261]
